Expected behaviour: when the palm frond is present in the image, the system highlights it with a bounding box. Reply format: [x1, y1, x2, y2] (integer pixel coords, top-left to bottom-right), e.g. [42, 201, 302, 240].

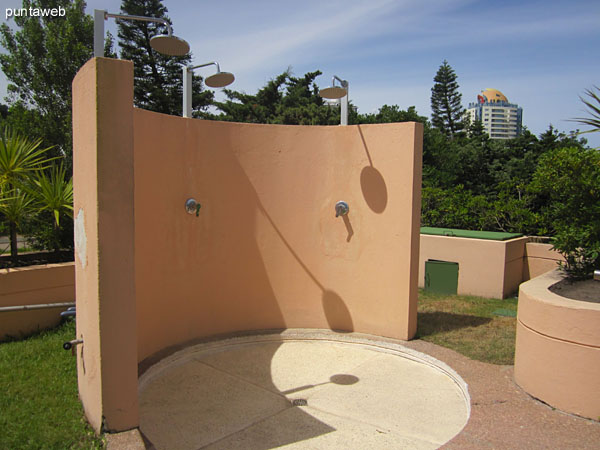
[27, 163, 73, 226]
[0, 126, 58, 188]
[0, 188, 35, 227]
[569, 86, 600, 132]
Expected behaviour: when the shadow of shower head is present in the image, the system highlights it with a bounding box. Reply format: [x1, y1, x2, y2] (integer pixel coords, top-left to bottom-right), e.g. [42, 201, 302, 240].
[205, 70, 235, 88]
[150, 34, 190, 56]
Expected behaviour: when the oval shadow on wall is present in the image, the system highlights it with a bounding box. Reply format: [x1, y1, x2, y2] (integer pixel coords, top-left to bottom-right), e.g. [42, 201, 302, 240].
[360, 166, 387, 213]
[322, 289, 354, 333]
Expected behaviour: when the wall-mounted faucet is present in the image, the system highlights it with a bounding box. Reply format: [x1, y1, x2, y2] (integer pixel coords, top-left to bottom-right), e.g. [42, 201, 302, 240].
[335, 201, 349, 217]
[63, 339, 83, 356]
[185, 198, 201, 217]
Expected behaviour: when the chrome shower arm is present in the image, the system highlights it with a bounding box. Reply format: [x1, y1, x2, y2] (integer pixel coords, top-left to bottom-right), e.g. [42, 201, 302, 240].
[190, 62, 221, 72]
[104, 11, 173, 36]
[333, 75, 348, 88]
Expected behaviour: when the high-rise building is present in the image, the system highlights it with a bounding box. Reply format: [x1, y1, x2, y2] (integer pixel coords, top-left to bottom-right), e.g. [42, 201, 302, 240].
[466, 89, 522, 139]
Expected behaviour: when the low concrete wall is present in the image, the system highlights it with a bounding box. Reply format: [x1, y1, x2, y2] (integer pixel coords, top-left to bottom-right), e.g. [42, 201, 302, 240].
[419, 235, 528, 298]
[514, 270, 600, 420]
[523, 242, 564, 281]
[0, 262, 75, 341]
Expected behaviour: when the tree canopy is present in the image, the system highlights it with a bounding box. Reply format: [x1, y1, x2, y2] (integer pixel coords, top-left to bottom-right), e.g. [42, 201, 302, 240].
[0, 0, 94, 169]
[207, 69, 347, 125]
[530, 146, 600, 278]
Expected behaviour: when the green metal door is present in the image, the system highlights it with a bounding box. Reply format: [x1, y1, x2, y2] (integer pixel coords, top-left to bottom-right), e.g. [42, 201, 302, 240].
[424, 260, 459, 295]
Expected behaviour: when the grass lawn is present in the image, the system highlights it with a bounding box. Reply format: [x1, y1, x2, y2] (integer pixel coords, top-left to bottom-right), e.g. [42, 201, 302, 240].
[417, 289, 518, 365]
[0, 290, 516, 448]
[0, 320, 105, 449]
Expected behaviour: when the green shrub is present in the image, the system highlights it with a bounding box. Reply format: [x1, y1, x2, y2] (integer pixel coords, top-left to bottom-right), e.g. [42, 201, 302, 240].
[552, 226, 600, 280]
[421, 185, 493, 230]
[421, 184, 539, 234]
[530, 147, 600, 279]
[25, 211, 74, 253]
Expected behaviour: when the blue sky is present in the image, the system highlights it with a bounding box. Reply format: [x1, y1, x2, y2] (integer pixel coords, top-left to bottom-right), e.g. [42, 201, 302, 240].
[1, 0, 599, 146]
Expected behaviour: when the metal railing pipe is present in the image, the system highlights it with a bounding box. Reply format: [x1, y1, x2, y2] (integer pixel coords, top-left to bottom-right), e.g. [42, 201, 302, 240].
[0, 302, 75, 313]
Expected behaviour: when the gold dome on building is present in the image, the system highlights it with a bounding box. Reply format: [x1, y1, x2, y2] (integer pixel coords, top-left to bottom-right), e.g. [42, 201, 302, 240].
[480, 88, 508, 103]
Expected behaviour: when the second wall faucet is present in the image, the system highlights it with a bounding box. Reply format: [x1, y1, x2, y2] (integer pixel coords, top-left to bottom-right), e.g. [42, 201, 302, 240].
[335, 201, 349, 217]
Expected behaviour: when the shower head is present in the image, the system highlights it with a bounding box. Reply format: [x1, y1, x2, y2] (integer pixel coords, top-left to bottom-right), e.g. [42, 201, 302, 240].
[94, 10, 191, 57]
[205, 71, 235, 88]
[320, 75, 349, 99]
[319, 85, 348, 99]
[319, 75, 349, 125]
[183, 62, 236, 117]
[150, 34, 190, 56]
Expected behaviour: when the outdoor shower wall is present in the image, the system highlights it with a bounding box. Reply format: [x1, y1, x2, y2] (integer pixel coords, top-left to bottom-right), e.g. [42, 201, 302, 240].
[73, 58, 138, 432]
[134, 109, 423, 361]
[72, 57, 422, 432]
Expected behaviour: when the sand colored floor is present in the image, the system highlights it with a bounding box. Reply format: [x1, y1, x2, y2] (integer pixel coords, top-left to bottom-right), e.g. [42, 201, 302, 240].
[138, 332, 470, 449]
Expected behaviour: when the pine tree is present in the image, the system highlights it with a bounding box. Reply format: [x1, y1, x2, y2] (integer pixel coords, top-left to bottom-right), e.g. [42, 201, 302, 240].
[117, 0, 212, 116]
[104, 31, 118, 59]
[430, 60, 465, 137]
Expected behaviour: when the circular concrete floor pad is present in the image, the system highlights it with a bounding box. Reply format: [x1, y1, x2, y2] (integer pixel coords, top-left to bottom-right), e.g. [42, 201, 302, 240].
[139, 334, 470, 449]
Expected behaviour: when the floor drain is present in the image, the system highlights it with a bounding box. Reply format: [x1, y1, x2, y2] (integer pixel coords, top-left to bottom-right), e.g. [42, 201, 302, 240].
[292, 399, 307, 406]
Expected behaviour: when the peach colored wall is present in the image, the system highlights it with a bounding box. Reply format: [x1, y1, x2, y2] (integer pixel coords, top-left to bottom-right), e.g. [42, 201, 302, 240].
[134, 113, 423, 361]
[514, 270, 600, 419]
[0, 263, 74, 341]
[523, 242, 564, 281]
[503, 237, 528, 297]
[72, 57, 422, 432]
[72, 58, 139, 433]
[419, 235, 528, 298]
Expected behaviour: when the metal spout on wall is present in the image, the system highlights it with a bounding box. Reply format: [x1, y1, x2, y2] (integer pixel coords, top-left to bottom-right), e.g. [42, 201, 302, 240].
[335, 201, 349, 217]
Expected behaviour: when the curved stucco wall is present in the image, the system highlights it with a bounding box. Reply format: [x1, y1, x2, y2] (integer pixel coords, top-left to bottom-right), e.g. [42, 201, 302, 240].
[514, 270, 600, 419]
[134, 110, 422, 361]
[72, 57, 422, 432]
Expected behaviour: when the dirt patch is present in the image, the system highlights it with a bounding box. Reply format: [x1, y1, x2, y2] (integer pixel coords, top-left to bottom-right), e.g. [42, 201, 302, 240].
[549, 278, 600, 303]
[0, 251, 74, 269]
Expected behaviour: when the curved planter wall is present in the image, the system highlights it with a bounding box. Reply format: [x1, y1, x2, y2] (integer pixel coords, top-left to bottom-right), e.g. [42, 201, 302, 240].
[514, 270, 600, 420]
[0, 262, 75, 341]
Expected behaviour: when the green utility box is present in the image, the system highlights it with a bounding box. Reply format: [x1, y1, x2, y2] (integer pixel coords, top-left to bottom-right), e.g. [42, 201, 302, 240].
[425, 260, 459, 295]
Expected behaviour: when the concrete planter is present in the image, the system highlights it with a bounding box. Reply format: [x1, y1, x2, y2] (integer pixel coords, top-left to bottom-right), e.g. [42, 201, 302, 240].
[0, 262, 75, 341]
[419, 234, 529, 298]
[514, 269, 600, 420]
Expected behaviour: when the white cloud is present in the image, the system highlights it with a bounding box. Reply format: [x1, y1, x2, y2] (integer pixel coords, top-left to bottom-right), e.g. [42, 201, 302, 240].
[187, 0, 401, 73]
